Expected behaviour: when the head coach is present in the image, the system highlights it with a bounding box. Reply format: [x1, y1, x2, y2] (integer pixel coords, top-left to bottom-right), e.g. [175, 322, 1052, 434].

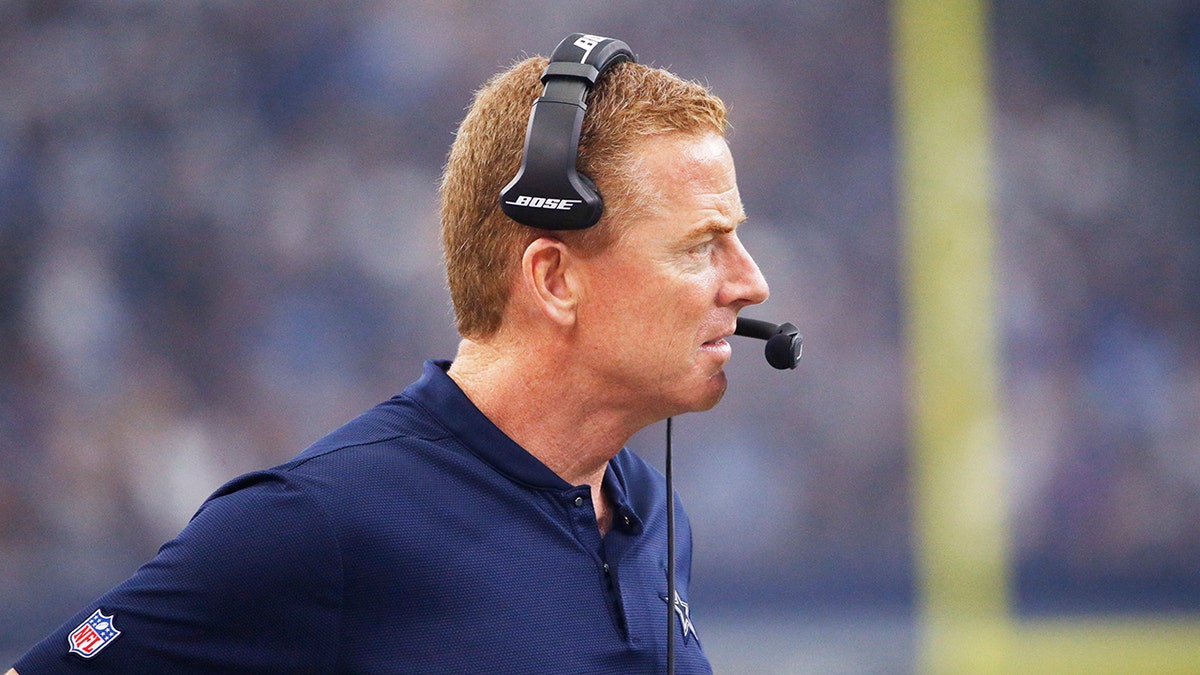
[10, 33, 775, 674]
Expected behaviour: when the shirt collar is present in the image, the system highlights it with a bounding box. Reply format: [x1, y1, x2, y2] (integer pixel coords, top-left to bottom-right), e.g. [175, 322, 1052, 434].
[406, 360, 574, 491]
[602, 460, 644, 534]
[407, 361, 643, 529]
[407, 360, 643, 532]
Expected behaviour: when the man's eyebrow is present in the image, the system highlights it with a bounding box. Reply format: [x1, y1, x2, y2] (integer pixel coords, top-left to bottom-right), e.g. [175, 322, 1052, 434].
[690, 214, 745, 238]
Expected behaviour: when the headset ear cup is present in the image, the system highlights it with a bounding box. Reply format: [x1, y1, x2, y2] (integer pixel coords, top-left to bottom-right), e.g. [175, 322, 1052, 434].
[501, 34, 634, 231]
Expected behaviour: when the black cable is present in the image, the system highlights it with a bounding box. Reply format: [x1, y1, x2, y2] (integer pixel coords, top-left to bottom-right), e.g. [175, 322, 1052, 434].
[665, 416, 675, 675]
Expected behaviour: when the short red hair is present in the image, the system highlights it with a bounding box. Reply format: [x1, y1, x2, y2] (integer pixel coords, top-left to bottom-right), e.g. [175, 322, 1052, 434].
[440, 56, 728, 339]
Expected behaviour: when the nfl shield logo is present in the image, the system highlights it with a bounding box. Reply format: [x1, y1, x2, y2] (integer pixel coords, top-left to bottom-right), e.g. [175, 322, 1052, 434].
[67, 608, 121, 658]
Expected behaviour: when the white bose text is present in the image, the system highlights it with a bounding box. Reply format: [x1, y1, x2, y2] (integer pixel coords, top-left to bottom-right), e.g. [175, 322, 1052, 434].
[505, 195, 582, 210]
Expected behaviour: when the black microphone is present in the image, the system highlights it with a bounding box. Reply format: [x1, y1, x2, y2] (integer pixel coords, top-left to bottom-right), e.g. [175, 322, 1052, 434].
[734, 317, 803, 370]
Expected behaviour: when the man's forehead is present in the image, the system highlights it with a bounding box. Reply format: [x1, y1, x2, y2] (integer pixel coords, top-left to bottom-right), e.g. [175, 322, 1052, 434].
[643, 132, 734, 176]
[633, 132, 740, 205]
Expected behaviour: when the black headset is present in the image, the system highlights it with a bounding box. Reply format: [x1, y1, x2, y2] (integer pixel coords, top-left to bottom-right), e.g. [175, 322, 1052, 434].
[500, 33, 633, 230]
[501, 32, 802, 371]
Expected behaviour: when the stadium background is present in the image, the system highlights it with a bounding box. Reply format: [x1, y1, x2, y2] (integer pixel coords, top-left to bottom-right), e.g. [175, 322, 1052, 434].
[2, 1, 1199, 671]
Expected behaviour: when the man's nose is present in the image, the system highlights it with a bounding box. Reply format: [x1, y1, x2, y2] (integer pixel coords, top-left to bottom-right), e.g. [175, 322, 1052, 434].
[723, 235, 770, 308]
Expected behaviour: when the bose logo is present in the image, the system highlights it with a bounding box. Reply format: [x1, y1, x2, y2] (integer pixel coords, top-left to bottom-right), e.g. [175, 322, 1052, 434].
[574, 34, 604, 51]
[505, 195, 582, 210]
[573, 34, 606, 61]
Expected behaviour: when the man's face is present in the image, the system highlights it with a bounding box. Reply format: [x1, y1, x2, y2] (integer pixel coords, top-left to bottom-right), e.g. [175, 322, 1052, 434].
[573, 131, 770, 421]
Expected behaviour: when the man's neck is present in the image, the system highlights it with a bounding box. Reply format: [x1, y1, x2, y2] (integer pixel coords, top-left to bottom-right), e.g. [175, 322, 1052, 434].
[447, 338, 634, 487]
[448, 338, 628, 536]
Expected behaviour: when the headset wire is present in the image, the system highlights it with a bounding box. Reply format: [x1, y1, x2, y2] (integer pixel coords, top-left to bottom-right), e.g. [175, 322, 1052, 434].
[666, 416, 676, 674]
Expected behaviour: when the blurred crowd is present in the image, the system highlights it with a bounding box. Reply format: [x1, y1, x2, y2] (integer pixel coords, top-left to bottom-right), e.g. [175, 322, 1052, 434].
[1, 0, 1199, 659]
[993, 1, 1200, 611]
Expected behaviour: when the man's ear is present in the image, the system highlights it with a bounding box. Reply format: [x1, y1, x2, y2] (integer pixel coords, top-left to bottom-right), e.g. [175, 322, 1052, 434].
[521, 237, 578, 327]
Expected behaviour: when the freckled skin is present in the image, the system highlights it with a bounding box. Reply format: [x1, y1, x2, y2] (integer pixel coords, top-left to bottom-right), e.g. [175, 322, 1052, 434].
[571, 131, 770, 423]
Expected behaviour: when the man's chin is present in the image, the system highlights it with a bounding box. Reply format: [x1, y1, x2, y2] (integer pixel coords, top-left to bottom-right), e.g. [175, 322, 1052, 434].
[687, 371, 729, 413]
[647, 369, 728, 420]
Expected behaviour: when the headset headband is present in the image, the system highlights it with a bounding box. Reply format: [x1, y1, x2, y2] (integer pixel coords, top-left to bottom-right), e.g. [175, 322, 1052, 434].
[499, 33, 635, 230]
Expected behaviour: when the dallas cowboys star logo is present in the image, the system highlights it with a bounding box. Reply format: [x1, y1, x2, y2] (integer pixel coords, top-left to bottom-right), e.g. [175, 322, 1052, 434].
[661, 590, 699, 645]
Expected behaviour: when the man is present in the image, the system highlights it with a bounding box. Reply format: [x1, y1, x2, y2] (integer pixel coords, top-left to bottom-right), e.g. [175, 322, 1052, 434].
[10, 39, 769, 673]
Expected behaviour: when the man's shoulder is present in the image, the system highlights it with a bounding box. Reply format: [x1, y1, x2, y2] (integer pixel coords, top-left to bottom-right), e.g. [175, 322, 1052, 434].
[291, 391, 455, 464]
[190, 393, 466, 530]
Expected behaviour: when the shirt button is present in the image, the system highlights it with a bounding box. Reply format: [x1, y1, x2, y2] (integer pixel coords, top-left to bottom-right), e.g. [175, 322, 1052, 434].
[574, 496, 584, 507]
[623, 515, 631, 527]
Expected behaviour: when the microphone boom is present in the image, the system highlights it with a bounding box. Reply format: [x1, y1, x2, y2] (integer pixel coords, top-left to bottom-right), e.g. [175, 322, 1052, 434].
[734, 316, 803, 370]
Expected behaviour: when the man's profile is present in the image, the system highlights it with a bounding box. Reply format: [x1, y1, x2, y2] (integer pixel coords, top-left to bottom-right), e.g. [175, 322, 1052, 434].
[10, 33, 773, 674]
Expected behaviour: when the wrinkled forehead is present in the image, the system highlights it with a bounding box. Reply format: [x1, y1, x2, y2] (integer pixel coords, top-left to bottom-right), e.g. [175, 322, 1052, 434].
[632, 132, 744, 219]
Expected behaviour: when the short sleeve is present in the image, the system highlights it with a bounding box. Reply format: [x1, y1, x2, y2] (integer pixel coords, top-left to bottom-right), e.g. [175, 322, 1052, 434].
[13, 472, 343, 674]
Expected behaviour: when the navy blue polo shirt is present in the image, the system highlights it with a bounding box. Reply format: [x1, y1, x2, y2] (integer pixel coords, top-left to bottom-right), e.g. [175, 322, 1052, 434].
[15, 360, 712, 673]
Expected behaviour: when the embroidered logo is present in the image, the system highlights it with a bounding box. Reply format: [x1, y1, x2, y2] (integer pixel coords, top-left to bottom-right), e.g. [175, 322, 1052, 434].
[661, 590, 699, 645]
[67, 609, 121, 659]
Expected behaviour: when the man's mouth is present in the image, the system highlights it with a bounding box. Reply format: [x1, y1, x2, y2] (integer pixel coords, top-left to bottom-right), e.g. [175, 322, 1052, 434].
[700, 336, 732, 355]
[702, 325, 738, 348]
